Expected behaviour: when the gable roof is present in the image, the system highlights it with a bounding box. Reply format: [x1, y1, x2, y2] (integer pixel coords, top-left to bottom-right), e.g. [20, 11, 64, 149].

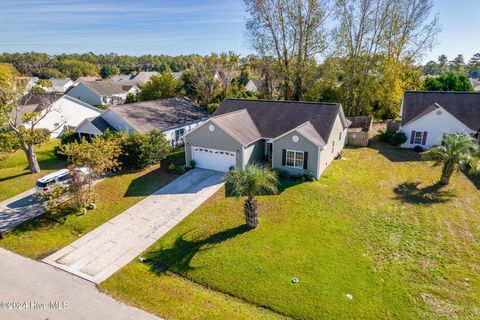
[77, 116, 114, 135]
[107, 97, 209, 133]
[212, 99, 345, 145]
[49, 78, 73, 87]
[470, 78, 480, 92]
[401, 91, 480, 131]
[211, 109, 262, 145]
[132, 71, 159, 84]
[80, 81, 131, 96]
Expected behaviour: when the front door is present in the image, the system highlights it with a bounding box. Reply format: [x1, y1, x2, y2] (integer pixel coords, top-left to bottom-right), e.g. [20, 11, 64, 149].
[266, 142, 273, 163]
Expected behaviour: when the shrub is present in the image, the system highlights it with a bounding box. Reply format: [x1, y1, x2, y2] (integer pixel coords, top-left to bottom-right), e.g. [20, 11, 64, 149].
[55, 130, 80, 160]
[177, 165, 186, 173]
[189, 160, 196, 168]
[118, 130, 171, 169]
[389, 132, 407, 146]
[168, 163, 176, 171]
[413, 145, 423, 152]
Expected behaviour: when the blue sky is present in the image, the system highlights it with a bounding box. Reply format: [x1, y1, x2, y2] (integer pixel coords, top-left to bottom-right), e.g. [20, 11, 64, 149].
[1, 0, 478, 63]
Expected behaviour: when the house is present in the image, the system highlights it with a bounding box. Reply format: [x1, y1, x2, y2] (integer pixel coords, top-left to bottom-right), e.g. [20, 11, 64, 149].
[470, 78, 480, 92]
[399, 91, 480, 148]
[76, 97, 209, 147]
[49, 77, 74, 93]
[245, 79, 263, 92]
[66, 80, 138, 106]
[20, 94, 102, 137]
[131, 71, 159, 84]
[184, 99, 350, 177]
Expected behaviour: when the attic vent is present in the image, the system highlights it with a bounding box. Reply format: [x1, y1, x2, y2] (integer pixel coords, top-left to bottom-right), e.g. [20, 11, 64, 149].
[436, 110, 442, 115]
[292, 135, 299, 143]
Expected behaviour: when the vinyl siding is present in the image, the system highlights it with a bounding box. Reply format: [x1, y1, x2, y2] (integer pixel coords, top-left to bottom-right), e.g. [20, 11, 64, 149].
[67, 84, 102, 106]
[185, 120, 242, 166]
[273, 131, 319, 177]
[318, 113, 347, 176]
[401, 106, 473, 148]
[243, 139, 265, 166]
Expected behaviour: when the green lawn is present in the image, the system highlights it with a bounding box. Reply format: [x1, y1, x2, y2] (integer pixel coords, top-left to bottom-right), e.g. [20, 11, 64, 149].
[0, 154, 179, 259]
[101, 143, 480, 319]
[0, 140, 65, 201]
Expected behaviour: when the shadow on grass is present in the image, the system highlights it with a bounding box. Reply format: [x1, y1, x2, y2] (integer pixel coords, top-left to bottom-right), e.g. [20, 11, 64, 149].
[0, 172, 29, 183]
[393, 182, 455, 205]
[224, 178, 303, 198]
[162, 148, 186, 167]
[368, 141, 421, 162]
[146, 225, 250, 274]
[464, 172, 480, 190]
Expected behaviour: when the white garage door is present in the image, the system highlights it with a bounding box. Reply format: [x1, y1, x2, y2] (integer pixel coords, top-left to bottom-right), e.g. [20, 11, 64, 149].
[192, 147, 236, 172]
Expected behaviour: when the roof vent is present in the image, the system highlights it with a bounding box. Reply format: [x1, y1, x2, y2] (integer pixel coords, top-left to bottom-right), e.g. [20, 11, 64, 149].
[436, 110, 442, 115]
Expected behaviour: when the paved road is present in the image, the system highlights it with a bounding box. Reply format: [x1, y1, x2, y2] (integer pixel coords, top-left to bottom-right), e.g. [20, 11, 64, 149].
[0, 189, 43, 233]
[0, 248, 159, 320]
[43, 169, 225, 284]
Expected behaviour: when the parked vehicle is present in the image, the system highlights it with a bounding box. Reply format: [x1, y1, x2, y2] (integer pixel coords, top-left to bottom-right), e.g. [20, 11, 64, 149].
[35, 167, 90, 194]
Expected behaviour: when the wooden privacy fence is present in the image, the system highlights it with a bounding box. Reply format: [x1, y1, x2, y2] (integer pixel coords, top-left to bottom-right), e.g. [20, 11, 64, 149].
[346, 116, 372, 147]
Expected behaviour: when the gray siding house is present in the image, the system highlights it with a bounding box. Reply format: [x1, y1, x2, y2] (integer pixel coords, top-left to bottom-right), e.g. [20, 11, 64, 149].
[185, 99, 350, 178]
[67, 81, 138, 106]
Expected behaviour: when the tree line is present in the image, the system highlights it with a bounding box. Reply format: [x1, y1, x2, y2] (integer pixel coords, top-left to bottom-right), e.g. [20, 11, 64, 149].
[5, 0, 477, 121]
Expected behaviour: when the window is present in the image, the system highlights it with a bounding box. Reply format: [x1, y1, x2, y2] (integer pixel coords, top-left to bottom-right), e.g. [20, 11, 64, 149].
[332, 140, 335, 154]
[286, 150, 304, 168]
[175, 128, 185, 138]
[339, 131, 342, 141]
[414, 131, 423, 144]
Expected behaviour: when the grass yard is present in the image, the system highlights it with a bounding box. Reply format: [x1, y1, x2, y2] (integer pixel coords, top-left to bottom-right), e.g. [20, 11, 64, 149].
[0, 140, 65, 201]
[0, 153, 180, 259]
[101, 143, 480, 320]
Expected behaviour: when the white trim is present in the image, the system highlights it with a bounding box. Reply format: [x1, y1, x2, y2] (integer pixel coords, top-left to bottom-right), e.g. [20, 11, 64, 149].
[316, 146, 321, 179]
[401, 105, 471, 131]
[285, 149, 304, 169]
[272, 123, 325, 149]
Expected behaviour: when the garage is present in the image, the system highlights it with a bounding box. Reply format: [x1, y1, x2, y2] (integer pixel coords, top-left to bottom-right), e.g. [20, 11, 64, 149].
[192, 147, 236, 172]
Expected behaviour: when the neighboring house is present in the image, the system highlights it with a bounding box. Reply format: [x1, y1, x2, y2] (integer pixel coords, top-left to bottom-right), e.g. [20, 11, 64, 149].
[76, 76, 100, 82]
[131, 71, 159, 85]
[49, 77, 74, 93]
[245, 79, 263, 92]
[66, 80, 138, 106]
[76, 97, 209, 147]
[400, 91, 480, 148]
[111, 74, 133, 82]
[470, 78, 480, 92]
[20, 94, 102, 138]
[185, 99, 350, 177]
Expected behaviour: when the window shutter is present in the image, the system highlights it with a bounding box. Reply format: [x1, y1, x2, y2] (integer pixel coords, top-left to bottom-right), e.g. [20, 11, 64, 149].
[282, 149, 286, 166]
[422, 131, 428, 145]
[303, 152, 308, 169]
[410, 131, 416, 144]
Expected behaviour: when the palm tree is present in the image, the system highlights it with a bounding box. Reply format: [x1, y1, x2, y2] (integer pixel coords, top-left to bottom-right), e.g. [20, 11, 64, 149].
[422, 133, 479, 185]
[226, 164, 278, 228]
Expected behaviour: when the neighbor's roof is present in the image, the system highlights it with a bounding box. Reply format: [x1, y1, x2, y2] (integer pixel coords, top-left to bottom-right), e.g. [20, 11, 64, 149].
[49, 77, 73, 86]
[212, 109, 261, 144]
[76, 116, 114, 135]
[213, 99, 346, 145]
[401, 91, 480, 130]
[76, 76, 100, 82]
[81, 80, 132, 96]
[132, 71, 159, 84]
[108, 97, 209, 133]
[470, 78, 480, 91]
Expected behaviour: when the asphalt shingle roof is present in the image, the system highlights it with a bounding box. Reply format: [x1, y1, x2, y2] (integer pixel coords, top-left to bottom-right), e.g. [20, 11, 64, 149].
[108, 97, 209, 133]
[213, 99, 344, 145]
[81, 81, 131, 96]
[401, 91, 480, 130]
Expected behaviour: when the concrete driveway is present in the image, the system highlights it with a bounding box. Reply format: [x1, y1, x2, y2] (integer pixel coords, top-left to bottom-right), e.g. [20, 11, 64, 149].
[0, 189, 43, 233]
[43, 169, 225, 284]
[0, 248, 158, 320]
